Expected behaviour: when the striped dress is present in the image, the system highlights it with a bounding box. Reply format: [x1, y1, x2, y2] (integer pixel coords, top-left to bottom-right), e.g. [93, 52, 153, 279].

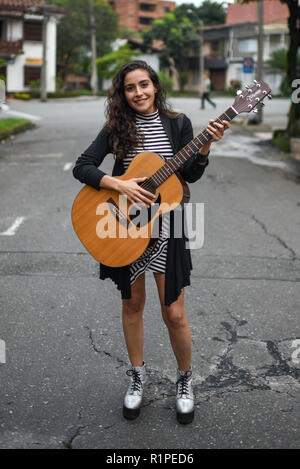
[122, 109, 174, 284]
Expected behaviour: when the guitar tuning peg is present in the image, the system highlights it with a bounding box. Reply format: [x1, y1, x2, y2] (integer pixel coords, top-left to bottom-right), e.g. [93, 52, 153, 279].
[260, 102, 265, 106]
[244, 84, 250, 89]
[236, 89, 243, 95]
[268, 94, 272, 99]
[253, 109, 258, 113]
[253, 80, 258, 84]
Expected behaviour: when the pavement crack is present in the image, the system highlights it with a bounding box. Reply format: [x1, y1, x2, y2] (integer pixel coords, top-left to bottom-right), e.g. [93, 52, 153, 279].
[203, 314, 300, 399]
[251, 214, 297, 259]
[265, 340, 300, 380]
[84, 326, 127, 367]
[103, 423, 118, 430]
[62, 424, 87, 449]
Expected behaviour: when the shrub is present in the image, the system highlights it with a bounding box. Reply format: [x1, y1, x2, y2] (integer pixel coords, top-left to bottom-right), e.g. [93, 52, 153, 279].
[157, 71, 174, 93]
[14, 92, 31, 100]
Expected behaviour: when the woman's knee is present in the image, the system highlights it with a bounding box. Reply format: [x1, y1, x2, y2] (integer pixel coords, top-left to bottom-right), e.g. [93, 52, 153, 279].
[122, 296, 145, 319]
[162, 306, 186, 329]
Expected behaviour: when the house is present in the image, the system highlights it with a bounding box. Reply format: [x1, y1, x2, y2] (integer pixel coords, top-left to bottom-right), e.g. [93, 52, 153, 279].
[0, 0, 65, 94]
[108, 0, 175, 31]
[185, 0, 289, 94]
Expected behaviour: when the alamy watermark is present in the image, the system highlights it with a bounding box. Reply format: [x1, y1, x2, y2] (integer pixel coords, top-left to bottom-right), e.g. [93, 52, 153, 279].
[95, 198, 204, 249]
[291, 79, 300, 104]
[291, 339, 300, 365]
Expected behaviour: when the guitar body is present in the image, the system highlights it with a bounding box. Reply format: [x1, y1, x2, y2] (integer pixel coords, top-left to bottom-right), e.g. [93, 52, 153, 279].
[72, 80, 272, 268]
[72, 151, 184, 267]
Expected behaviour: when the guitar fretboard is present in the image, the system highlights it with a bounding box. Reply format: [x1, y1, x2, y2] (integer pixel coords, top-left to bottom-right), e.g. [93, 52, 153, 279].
[148, 106, 238, 188]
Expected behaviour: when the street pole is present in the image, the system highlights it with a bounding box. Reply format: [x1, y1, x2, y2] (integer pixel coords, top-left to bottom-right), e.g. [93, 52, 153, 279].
[199, 19, 204, 97]
[40, 0, 48, 102]
[256, 0, 264, 124]
[89, 0, 98, 95]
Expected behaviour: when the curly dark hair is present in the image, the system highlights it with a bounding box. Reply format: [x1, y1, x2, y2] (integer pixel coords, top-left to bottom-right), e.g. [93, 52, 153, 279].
[105, 60, 180, 160]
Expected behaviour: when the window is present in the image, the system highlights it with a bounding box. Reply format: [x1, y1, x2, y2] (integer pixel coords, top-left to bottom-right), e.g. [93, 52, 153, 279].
[140, 3, 156, 12]
[0, 19, 6, 40]
[24, 21, 42, 41]
[164, 7, 170, 12]
[210, 40, 225, 55]
[238, 38, 257, 54]
[139, 17, 153, 25]
[24, 66, 41, 86]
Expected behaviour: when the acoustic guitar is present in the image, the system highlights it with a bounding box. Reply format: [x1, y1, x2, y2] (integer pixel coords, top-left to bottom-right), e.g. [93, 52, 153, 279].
[72, 80, 271, 267]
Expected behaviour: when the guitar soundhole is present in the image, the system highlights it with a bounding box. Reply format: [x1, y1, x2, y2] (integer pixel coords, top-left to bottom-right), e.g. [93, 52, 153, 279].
[128, 193, 161, 228]
[138, 179, 156, 195]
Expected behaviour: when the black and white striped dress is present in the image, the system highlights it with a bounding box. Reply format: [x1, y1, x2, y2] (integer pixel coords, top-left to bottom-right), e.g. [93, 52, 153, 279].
[122, 110, 173, 284]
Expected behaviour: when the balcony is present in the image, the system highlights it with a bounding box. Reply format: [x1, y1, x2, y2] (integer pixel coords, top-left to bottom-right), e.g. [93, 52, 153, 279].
[0, 39, 23, 56]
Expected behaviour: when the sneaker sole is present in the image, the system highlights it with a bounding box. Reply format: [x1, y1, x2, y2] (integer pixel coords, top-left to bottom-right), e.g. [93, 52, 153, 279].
[176, 410, 194, 425]
[123, 405, 140, 420]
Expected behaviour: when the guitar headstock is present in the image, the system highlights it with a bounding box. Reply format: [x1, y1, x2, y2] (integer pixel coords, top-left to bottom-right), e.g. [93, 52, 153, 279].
[233, 80, 272, 114]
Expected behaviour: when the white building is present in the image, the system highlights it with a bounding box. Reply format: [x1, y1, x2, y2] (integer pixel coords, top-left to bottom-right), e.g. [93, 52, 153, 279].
[0, 0, 65, 94]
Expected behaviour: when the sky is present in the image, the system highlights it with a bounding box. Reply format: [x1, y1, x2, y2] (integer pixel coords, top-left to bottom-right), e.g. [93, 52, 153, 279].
[175, 0, 235, 6]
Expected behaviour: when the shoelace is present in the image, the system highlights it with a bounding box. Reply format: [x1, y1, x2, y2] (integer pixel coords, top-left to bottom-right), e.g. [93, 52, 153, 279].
[177, 370, 192, 398]
[126, 369, 142, 393]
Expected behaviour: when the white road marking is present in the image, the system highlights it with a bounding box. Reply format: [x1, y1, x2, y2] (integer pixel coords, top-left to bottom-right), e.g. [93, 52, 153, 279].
[0, 217, 26, 236]
[42, 153, 63, 158]
[213, 152, 287, 169]
[63, 162, 73, 171]
[3, 152, 63, 158]
[0, 339, 6, 364]
[1, 105, 42, 121]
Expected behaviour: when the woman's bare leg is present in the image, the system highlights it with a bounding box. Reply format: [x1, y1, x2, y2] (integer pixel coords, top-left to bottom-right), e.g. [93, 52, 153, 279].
[153, 273, 191, 371]
[122, 273, 146, 367]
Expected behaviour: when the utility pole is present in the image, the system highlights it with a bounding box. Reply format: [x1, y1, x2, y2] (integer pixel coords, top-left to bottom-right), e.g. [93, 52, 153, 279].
[198, 19, 204, 97]
[40, 0, 48, 102]
[89, 0, 98, 95]
[187, 10, 204, 97]
[255, 0, 264, 124]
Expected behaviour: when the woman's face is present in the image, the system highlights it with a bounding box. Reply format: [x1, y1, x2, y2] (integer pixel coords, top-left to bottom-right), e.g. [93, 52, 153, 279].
[123, 68, 157, 115]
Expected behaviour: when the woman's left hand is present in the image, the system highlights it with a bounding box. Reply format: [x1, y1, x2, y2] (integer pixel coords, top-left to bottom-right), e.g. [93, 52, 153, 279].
[199, 119, 230, 155]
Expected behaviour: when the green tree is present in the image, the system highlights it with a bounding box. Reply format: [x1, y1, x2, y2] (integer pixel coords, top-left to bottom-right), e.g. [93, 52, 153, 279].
[175, 1, 226, 26]
[142, 13, 199, 91]
[47, 0, 119, 82]
[240, 0, 300, 137]
[96, 44, 137, 80]
[267, 49, 300, 96]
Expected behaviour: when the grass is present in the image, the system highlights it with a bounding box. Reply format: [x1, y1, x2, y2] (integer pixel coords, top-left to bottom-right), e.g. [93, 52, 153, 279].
[272, 132, 290, 152]
[0, 118, 35, 141]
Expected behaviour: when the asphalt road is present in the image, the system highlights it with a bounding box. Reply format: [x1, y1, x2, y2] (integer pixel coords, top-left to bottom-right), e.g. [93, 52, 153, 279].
[0, 97, 299, 449]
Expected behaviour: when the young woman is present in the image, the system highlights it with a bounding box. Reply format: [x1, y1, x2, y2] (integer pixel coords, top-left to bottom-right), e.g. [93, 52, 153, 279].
[73, 60, 229, 425]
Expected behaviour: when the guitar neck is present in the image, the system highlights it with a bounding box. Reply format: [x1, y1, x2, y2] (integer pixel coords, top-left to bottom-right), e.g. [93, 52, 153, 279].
[149, 106, 238, 187]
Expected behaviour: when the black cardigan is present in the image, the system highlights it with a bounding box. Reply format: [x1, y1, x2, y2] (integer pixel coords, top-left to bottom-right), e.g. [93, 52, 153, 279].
[73, 112, 209, 305]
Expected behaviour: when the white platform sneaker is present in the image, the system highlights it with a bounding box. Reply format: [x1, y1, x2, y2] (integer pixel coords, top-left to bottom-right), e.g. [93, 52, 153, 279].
[123, 362, 147, 420]
[176, 368, 195, 424]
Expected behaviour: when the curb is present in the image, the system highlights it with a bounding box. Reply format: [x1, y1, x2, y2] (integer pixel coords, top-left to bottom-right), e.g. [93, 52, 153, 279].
[0, 120, 36, 142]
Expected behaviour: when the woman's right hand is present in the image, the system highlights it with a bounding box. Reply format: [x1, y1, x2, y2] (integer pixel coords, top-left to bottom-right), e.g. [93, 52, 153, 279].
[116, 177, 156, 207]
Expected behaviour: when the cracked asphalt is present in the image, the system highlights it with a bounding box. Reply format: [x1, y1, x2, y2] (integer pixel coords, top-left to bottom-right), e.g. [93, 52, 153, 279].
[0, 97, 299, 449]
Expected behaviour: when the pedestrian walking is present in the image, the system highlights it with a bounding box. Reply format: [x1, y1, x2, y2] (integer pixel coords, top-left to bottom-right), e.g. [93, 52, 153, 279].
[201, 72, 216, 109]
[73, 60, 229, 424]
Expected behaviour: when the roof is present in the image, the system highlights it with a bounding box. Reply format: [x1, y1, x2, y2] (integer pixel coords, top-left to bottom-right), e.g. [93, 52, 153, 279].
[226, 0, 288, 26]
[128, 37, 165, 52]
[0, 0, 66, 16]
